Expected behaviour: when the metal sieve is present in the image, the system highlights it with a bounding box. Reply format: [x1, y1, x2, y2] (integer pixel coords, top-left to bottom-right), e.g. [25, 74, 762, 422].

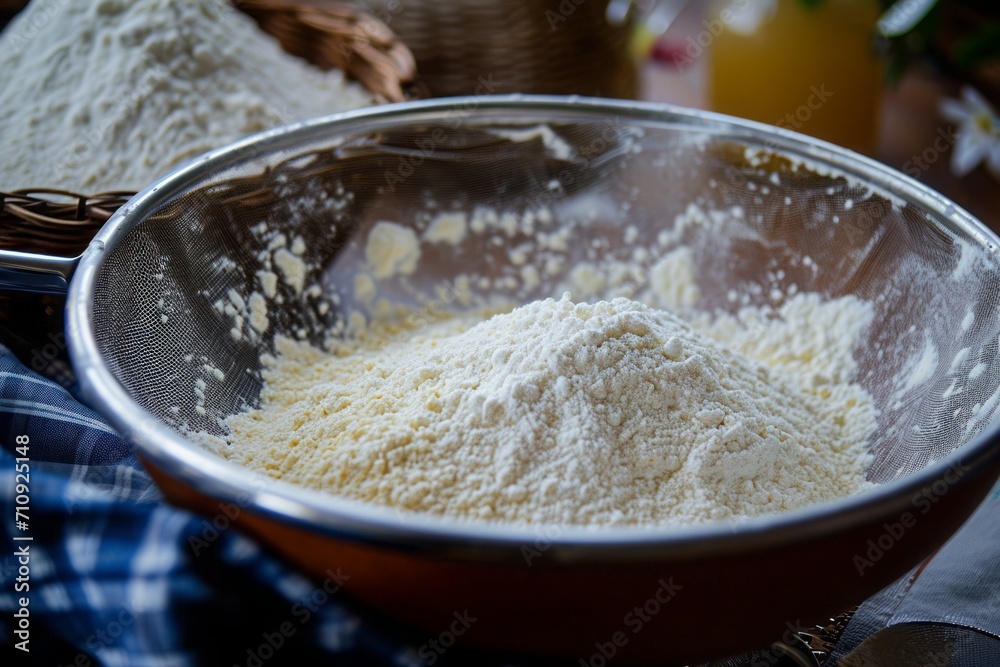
[4, 96, 1000, 663]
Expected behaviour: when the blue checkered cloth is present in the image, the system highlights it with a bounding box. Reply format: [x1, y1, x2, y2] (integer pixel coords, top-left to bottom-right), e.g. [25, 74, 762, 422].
[1, 343, 999, 666]
[0, 346, 537, 667]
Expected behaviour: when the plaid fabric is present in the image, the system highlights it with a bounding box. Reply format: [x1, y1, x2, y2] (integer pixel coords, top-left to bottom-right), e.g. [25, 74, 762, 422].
[0, 343, 998, 666]
[0, 347, 537, 667]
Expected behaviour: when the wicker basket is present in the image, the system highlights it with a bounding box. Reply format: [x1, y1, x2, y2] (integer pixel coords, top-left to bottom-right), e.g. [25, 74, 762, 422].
[0, 0, 422, 374]
[237, 0, 426, 103]
[338, 0, 639, 99]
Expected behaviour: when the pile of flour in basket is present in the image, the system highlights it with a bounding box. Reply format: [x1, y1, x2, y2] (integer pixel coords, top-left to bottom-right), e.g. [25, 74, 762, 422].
[0, 0, 372, 192]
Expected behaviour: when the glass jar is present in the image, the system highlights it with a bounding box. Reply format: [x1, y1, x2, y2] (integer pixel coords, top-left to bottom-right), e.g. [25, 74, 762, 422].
[708, 0, 883, 155]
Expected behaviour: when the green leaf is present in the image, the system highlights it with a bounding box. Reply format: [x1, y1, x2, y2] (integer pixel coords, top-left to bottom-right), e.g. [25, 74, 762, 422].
[797, 0, 826, 10]
[954, 22, 1000, 70]
[878, 0, 939, 37]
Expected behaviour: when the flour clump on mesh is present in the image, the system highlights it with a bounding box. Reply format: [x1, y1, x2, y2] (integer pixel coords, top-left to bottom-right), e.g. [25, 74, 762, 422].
[217, 293, 877, 527]
[0, 0, 372, 192]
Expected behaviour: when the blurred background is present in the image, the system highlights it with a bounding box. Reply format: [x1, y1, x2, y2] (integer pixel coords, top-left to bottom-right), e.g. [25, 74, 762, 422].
[2, 0, 997, 229]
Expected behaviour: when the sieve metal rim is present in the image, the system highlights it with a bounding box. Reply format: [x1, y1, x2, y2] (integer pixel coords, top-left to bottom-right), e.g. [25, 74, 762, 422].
[67, 95, 1000, 563]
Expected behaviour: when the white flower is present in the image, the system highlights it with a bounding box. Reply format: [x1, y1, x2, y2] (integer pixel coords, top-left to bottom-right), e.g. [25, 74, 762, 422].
[726, 0, 778, 36]
[939, 86, 1000, 180]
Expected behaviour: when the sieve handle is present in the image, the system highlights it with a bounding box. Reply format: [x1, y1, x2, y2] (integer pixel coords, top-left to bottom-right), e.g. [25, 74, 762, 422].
[0, 249, 79, 294]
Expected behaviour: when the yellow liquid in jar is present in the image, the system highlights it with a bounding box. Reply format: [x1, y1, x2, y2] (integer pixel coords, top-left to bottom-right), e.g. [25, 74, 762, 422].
[709, 0, 883, 154]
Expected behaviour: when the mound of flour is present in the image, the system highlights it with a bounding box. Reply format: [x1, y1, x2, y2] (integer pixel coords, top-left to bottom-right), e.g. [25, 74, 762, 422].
[210, 293, 877, 527]
[0, 0, 372, 192]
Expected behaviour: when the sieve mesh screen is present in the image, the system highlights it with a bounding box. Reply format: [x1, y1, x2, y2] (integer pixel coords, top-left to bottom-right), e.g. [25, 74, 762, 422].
[91, 110, 1000, 485]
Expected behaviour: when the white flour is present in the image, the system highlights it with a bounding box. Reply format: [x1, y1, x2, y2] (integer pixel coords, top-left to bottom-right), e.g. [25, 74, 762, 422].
[0, 0, 372, 192]
[423, 212, 469, 246]
[177, 189, 886, 527]
[365, 221, 421, 279]
[210, 292, 877, 527]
